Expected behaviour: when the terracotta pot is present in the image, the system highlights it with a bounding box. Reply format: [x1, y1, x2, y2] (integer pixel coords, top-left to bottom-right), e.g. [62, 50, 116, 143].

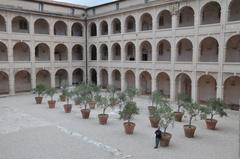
[60, 95, 66, 102]
[89, 101, 96, 109]
[98, 114, 109, 125]
[81, 109, 90, 119]
[148, 106, 156, 115]
[184, 125, 196, 138]
[160, 133, 172, 147]
[205, 119, 218, 130]
[48, 100, 56, 109]
[64, 104, 72, 113]
[35, 97, 43, 104]
[123, 122, 136, 134]
[174, 112, 184, 122]
[149, 116, 160, 128]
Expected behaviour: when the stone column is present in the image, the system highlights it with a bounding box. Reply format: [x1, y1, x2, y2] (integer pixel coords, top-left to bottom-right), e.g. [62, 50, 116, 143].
[121, 69, 125, 91]
[108, 68, 112, 85]
[108, 42, 112, 61]
[191, 72, 197, 102]
[31, 68, 36, 89]
[68, 69, 73, 86]
[135, 69, 140, 90]
[50, 69, 55, 88]
[121, 42, 124, 62]
[9, 68, 15, 95]
[29, 15, 34, 35]
[151, 72, 157, 92]
[170, 72, 175, 102]
[97, 68, 101, 86]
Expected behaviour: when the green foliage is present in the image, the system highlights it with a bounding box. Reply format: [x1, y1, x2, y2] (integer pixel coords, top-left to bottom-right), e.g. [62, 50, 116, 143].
[149, 91, 164, 107]
[45, 87, 56, 101]
[62, 88, 73, 105]
[33, 84, 46, 97]
[96, 95, 113, 114]
[117, 92, 127, 110]
[183, 101, 200, 127]
[124, 88, 139, 101]
[200, 98, 227, 120]
[176, 93, 192, 112]
[119, 101, 139, 123]
[74, 83, 92, 109]
[88, 82, 100, 101]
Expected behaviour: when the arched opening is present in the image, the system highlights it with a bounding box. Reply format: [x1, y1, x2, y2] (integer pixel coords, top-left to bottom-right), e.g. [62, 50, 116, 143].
[35, 43, 50, 61]
[54, 44, 68, 61]
[15, 70, 31, 93]
[12, 16, 29, 33]
[224, 76, 240, 108]
[100, 21, 108, 35]
[0, 42, 8, 61]
[89, 22, 97, 36]
[175, 73, 192, 99]
[0, 71, 9, 94]
[112, 70, 121, 90]
[157, 40, 171, 61]
[72, 23, 83, 36]
[140, 71, 152, 95]
[72, 68, 83, 85]
[90, 68, 97, 85]
[13, 42, 30, 61]
[226, 35, 240, 62]
[176, 39, 193, 62]
[156, 72, 170, 98]
[72, 44, 83, 61]
[112, 18, 121, 34]
[100, 69, 108, 89]
[198, 75, 216, 103]
[201, 2, 221, 25]
[55, 69, 68, 88]
[141, 41, 152, 61]
[54, 21, 67, 36]
[112, 43, 121, 60]
[125, 42, 136, 61]
[34, 19, 49, 34]
[140, 13, 153, 31]
[200, 37, 219, 62]
[178, 7, 194, 27]
[158, 10, 172, 29]
[125, 16, 136, 32]
[89, 45, 97, 60]
[36, 70, 51, 87]
[228, 0, 240, 21]
[0, 15, 6, 32]
[125, 70, 135, 89]
[100, 44, 108, 60]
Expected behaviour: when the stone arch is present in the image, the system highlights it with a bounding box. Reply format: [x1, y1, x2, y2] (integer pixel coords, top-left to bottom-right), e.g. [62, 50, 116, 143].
[71, 22, 83, 36]
[72, 68, 84, 85]
[176, 38, 193, 62]
[36, 70, 51, 87]
[72, 44, 83, 60]
[112, 18, 121, 34]
[0, 42, 8, 61]
[157, 10, 172, 29]
[125, 42, 136, 61]
[54, 44, 68, 61]
[100, 44, 108, 60]
[139, 71, 152, 95]
[0, 71, 9, 94]
[100, 69, 108, 89]
[112, 43, 121, 60]
[89, 44, 97, 60]
[199, 37, 219, 62]
[225, 35, 240, 62]
[140, 41, 152, 61]
[0, 15, 6, 32]
[228, 0, 240, 21]
[12, 16, 29, 33]
[224, 76, 240, 106]
[175, 73, 192, 99]
[198, 75, 217, 103]
[54, 21, 67, 36]
[125, 70, 135, 89]
[89, 22, 97, 36]
[35, 43, 50, 61]
[156, 72, 170, 98]
[34, 18, 49, 34]
[157, 39, 171, 61]
[13, 42, 30, 61]
[100, 20, 108, 35]
[112, 69, 121, 90]
[125, 15, 136, 32]
[90, 68, 97, 85]
[201, 1, 221, 25]
[55, 69, 68, 88]
[140, 13, 153, 31]
[178, 6, 194, 27]
[15, 70, 31, 93]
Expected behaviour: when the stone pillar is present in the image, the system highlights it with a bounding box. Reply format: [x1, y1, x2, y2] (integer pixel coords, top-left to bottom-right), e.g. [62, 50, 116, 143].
[97, 44, 100, 62]
[135, 69, 140, 90]
[31, 68, 36, 89]
[121, 42, 124, 62]
[152, 40, 157, 62]
[216, 73, 223, 99]
[108, 68, 112, 85]
[7, 13, 12, 33]
[136, 40, 140, 62]
[121, 69, 125, 91]
[30, 41, 35, 63]
[50, 42, 55, 65]
[108, 43, 112, 61]
[49, 19, 54, 36]
[9, 68, 15, 95]
[68, 44, 72, 63]
[68, 69, 73, 86]
[191, 72, 197, 102]
[50, 69, 55, 88]
[170, 72, 175, 102]
[7, 40, 13, 63]
[97, 68, 101, 86]
[67, 21, 71, 37]
[29, 15, 34, 35]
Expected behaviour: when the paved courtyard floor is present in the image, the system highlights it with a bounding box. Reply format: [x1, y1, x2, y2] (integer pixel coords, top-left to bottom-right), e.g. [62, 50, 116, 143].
[0, 94, 239, 159]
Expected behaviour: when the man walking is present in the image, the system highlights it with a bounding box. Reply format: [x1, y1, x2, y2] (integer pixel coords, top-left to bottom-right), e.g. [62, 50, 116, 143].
[154, 127, 162, 149]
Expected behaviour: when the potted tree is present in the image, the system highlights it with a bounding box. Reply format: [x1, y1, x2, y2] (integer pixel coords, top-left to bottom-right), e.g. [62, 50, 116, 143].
[63, 88, 73, 113]
[175, 93, 191, 122]
[96, 95, 112, 125]
[107, 86, 118, 106]
[148, 91, 162, 115]
[200, 98, 227, 130]
[73, 85, 81, 105]
[183, 101, 200, 138]
[156, 103, 175, 147]
[33, 84, 46, 104]
[88, 83, 100, 109]
[124, 88, 139, 101]
[119, 101, 139, 134]
[59, 81, 68, 102]
[79, 83, 92, 119]
[117, 92, 127, 111]
[45, 87, 57, 109]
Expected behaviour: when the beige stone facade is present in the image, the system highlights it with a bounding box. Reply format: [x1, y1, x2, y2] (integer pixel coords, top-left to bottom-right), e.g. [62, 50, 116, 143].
[0, 0, 239, 106]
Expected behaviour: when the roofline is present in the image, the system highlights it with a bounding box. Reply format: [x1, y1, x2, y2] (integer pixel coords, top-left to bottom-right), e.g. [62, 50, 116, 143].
[87, 0, 125, 10]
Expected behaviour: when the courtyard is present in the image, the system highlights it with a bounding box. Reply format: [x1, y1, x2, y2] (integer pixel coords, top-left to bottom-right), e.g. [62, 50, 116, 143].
[0, 94, 239, 159]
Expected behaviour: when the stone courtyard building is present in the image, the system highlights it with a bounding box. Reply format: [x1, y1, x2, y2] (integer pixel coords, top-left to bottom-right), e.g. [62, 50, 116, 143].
[0, 0, 239, 106]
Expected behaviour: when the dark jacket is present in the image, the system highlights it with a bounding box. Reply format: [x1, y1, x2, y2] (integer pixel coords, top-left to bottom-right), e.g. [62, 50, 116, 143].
[155, 129, 162, 139]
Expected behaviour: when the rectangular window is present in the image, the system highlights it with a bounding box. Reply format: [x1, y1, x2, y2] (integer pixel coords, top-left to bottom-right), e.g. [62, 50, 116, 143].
[19, 20, 28, 30]
[116, 3, 119, 10]
[71, 8, 75, 16]
[39, 3, 44, 12]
